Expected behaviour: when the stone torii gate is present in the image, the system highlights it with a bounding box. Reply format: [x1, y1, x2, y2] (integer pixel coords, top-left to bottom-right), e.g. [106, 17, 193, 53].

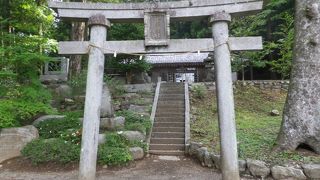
[49, 0, 263, 180]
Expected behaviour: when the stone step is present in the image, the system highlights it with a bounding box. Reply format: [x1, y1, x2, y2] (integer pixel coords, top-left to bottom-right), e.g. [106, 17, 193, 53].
[154, 122, 185, 128]
[155, 113, 184, 118]
[161, 83, 184, 87]
[150, 138, 185, 144]
[155, 117, 185, 122]
[152, 132, 185, 138]
[156, 108, 185, 113]
[159, 94, 184, 98]
[152, 127, 185, 133]
[149, 150, 185, 156]
[157, 101, 184, 106]
[157, 104, 185, 109]
[158, 97, 185, 101]
[160, 90, 184, 94]
[149, 144, 185, 151]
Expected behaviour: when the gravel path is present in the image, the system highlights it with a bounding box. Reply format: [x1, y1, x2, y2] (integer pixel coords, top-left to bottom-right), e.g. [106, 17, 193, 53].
[0, 156, 222, 180]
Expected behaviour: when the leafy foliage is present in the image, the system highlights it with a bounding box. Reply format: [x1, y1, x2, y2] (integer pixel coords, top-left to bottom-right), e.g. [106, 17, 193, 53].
[231, 0, 294, 79]
[35, 112, 82, 139]
[21, 139, 81, 165]
[116, 110, 151, 134]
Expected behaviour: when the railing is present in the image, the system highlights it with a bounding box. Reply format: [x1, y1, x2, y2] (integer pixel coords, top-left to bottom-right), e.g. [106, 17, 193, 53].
[184, 81, 191, 153]
[146, 77, 162, 152]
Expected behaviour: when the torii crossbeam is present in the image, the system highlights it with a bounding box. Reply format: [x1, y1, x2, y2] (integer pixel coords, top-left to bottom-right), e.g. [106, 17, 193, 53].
[49, 1, 263, 180]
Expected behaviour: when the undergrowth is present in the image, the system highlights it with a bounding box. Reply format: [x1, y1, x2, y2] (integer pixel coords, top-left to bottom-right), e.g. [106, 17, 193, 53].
[190, 85, 320, 165]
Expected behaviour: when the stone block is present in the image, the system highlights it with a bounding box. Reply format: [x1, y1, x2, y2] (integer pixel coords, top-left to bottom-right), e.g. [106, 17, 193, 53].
[271, 166, 306, 180]
[100, 116, 125, 130]
[129, 147, 144, 160]
[32, 115, 65, 126]
[302, 164, 320, 179]
[100, 85, 114, 118]
[188, 141, 203, 156]
[247, 159, 270, 178]
[196, 147, 207, 166]
[120, 131, 146, 142]
[0, 125, 39, 163]
[123, 84, 153, 93]
[211, 153, 221, 170]
[129, 105, 149, 114]
[204, 151, 214, 168]
[239, 159, 247, 173]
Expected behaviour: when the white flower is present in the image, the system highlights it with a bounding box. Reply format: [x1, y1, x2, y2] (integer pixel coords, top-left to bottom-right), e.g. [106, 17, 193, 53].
[117, 131, 123, 135]
[49, 131, 52, 133]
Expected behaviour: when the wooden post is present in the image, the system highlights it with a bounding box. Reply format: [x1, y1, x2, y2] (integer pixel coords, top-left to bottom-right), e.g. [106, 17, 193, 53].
[79, 14, 110, 180]
[210, 12, 240, 180]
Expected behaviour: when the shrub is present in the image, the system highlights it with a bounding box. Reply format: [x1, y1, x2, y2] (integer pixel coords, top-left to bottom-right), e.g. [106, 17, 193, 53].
[0, 100, 52, 128]
[35, 112, 82, 139]
[116, 110, 151, 134]
[191, 85, 207, 99]
[104, 75, 125, 97]
[98, 146, 132, 166]
[98, 133, 133, 165]
[21, 139, 80, 164]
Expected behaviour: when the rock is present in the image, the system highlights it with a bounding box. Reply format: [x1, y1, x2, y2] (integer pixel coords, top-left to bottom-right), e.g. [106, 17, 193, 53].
[129, 147, 144, 160]
[121, 131, 145, 142]
[270, 109, 280, 116]
[100, 116, 125, 130]
[238, 160, 247, 173]
[196, 147, 207, 166]
[204, 151, 214, 168]
[129, 105, 148, 114]
[64, 98, 75, 105]
[302, 164, 320, 179]
[32, 115, 65, 126]
[55, 84, 72, 98]
[0, 125, 39, 163]
[100, 85, 114, 118]
[103, 165, 108, 169]
[247, 159, 270, 178]
[98, 134, 106, 145]
[123, 84, 153, 93]
[131, 72, 151, 84]
[271, 166, 306, 180]
[211, 154, 221, 170]
[189, 141, 203, 156]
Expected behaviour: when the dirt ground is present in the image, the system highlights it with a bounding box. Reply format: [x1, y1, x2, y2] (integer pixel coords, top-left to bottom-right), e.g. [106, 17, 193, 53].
[0, 155, 222, 180]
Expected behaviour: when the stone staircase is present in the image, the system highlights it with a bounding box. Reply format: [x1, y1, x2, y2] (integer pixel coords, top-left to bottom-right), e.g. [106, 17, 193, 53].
[149, 83, 185, 156]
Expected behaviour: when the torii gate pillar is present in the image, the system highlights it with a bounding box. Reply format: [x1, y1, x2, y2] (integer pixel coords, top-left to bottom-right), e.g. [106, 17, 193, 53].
[79, 14, 110, 180]
[210, 12, 240, 180]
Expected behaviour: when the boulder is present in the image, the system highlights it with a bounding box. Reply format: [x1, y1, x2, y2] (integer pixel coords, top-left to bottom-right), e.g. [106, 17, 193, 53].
[238, 160, 247, 173]
[100, 85, 114, 118]
[55, 84, 72, 98]
[211, 154, 221, 170]
[271, 166, 306, 180]
[121, 131, 145, 142]
[0, 125, 39, 163]
[196, 147, 207, 166]
[204, 151, 214, 168]
[247, 159, 270, 178]
[129, 147, 144, 160]
[32, 115, 65, 126]
[189, 141, 203, 156]
[302, 164, 320, 179]
[100, 116, 125, 130]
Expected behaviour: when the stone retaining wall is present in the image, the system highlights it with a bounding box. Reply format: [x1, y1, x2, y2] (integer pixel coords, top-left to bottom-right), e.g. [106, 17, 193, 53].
[192, 80, 290, 92]
[187, 141, 320, 179]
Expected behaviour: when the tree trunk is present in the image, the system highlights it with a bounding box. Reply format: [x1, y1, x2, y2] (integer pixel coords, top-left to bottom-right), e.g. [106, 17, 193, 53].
[69, 22, 86, 78]
[276, 0, 320, 154]
[69, 0, 87, 78]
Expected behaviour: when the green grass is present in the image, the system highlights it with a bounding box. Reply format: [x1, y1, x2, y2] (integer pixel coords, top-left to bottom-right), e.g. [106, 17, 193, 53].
[190, 85, 320, 165]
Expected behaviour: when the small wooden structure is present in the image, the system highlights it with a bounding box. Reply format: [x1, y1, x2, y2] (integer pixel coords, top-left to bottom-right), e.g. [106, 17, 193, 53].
[49, 0, 263, 179]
